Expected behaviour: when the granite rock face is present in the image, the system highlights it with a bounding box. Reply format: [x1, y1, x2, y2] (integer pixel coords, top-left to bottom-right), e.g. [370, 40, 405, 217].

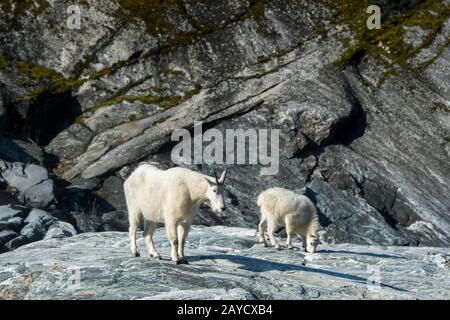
[0, 0, 449, 249]
[0, 226, 448, 300]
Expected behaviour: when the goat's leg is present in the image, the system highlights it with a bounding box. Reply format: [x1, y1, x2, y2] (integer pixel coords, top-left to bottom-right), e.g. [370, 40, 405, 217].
[128, 209, 141, 257]
[267, 221, 280, 250]
[143, 220, 161, 259]
[285, 215, 298, 250]
[258, 218, 268, 247]
[166, 221, 180, 264]
[177, 223, 190, 264]
[286, 224, 294, 250]
[300, 234, 307, 252]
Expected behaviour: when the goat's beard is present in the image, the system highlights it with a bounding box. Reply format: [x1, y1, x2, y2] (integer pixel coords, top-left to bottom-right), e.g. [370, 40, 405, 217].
[211, 203, 223, 213]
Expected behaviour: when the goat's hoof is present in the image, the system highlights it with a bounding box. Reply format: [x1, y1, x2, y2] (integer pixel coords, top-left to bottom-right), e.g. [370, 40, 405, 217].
[179, 258, 189, 264]
[154, 254, 162, 260]
[287, 246, 294, 250]
[260, 241, 268, 247]
[131, 251, 140, 257]
[172, 260, 181, 265]
[275, 246, 281, 251]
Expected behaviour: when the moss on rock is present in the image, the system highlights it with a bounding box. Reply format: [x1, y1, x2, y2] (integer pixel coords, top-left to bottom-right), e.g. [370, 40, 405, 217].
[1, 0, 50, 31]
[86, 85, 202, 115]
[322, 0, 450, 69]
[0, 57, 8, 70]
[14, 61, 84, 100]
[248, 0, 266, 17]
[116, 0, 179, 35]
[432, 101, 450, 113]
[1, 0, 50, 16]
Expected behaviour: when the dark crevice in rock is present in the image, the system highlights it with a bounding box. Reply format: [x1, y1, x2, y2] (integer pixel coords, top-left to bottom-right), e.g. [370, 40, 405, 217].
[5, 91, 82, 147]
[378, 205, 401, 231]
[385, 188, 400, 229]
[292, 132, 325, 160]
[305, 154, 319, 184]
[204, 98, 266, 125]
[340, 171, 400, 231]
[293, 70, 367, 166]
[128, 49, 144, 61]
[2, 99, 25, 137]
[328, 73, 367, 146]
[347, 48, 367, 69]
[360, 178, 422, 241]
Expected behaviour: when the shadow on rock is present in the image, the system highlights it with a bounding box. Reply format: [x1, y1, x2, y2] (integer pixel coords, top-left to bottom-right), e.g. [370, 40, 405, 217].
[189, 254, 408, 292]
[317, 249, 407, 260]
[0, 136, 41, 164]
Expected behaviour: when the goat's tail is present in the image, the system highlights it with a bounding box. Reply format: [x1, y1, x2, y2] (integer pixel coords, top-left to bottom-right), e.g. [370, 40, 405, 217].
[257, 192, 264, 208]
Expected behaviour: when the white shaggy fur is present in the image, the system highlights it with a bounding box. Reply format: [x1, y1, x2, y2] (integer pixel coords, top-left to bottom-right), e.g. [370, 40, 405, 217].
[257, 187, 320, 253]
[124, 164, 227, 264]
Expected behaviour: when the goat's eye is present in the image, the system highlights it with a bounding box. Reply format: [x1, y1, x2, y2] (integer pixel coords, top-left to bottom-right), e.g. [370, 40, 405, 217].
[213, 189, 217, 193]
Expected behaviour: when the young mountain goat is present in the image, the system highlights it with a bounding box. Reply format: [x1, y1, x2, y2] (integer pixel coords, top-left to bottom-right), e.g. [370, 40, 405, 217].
[257, 187, 320, 253]
[124, 164, 227, 264]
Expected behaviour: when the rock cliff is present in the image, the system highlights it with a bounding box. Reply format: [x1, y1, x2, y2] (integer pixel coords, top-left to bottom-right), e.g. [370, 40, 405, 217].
[0, 0, 449, 251]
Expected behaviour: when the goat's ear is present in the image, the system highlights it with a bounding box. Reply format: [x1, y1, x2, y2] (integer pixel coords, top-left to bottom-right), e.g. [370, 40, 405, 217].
[218, 169, 227, 185]
[204, 177, 215, 186]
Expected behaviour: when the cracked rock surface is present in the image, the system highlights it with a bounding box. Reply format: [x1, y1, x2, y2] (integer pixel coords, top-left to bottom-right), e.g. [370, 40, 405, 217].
[0, 226, 449, 300]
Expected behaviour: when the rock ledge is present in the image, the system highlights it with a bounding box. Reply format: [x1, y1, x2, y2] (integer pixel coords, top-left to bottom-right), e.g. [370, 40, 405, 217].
[0, 226, 448, 300]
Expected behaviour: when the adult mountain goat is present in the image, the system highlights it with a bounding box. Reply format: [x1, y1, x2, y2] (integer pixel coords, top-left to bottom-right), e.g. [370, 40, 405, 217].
[124, 164, 227, 264]
[257, 187, 320, 253]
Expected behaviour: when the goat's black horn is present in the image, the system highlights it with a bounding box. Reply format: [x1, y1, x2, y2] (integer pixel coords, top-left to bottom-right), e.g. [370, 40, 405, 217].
[213, 169, 219, 184]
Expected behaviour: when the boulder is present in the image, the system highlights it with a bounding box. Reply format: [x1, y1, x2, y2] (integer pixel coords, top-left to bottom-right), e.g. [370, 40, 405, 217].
[20, 209, 56, 242]
[24, 209, 55, 227]
[0, 162, 48, 191]
[63, 186, 114, 217]
[101, 211, 128, 232]
[0, 205, 26, 221]
[0, 229, 18, 246]
[44, 221, 77, 240]
[21, 180, 54, 210]
[96, 176, 127, 212]
[0, 162, 55, 208]
[70, 213, 103, 233]
[6, 217, 24, 232]
[5, 235, 31, 251]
